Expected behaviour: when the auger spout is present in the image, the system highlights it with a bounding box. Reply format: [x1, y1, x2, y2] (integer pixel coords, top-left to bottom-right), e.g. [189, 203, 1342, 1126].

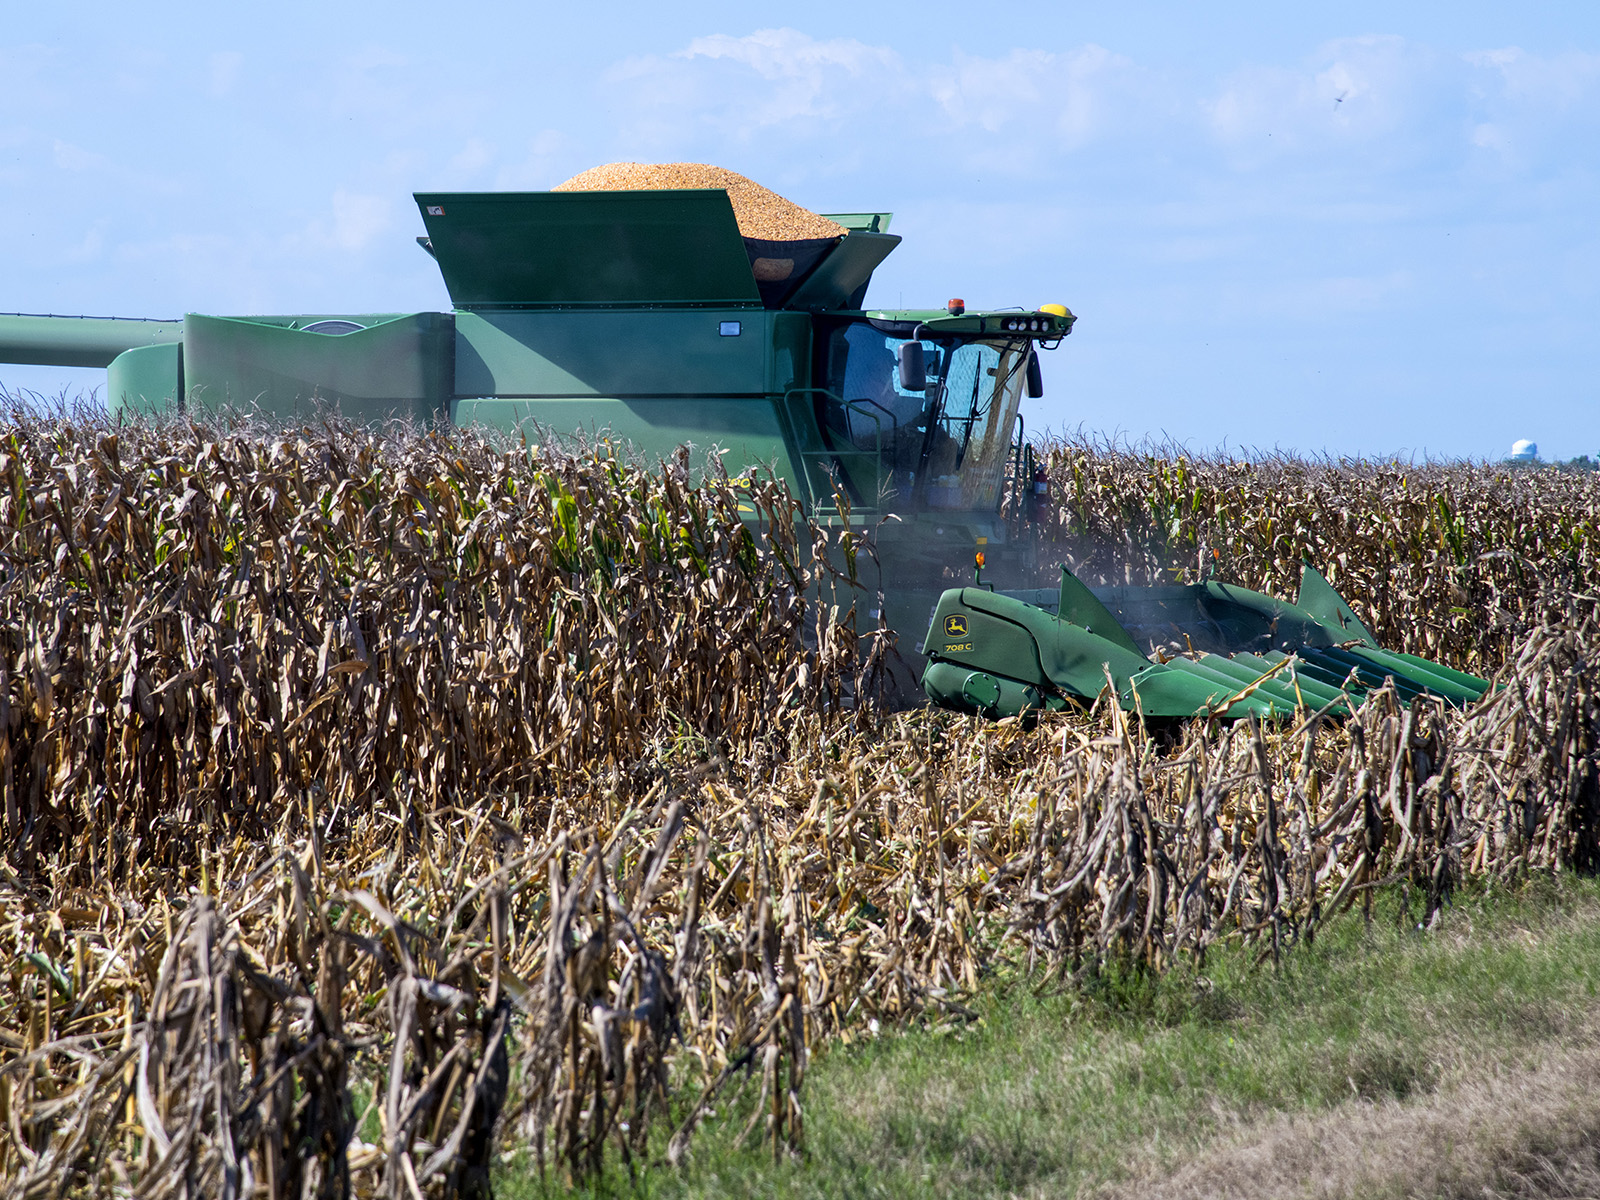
[0, 313, 183, 369]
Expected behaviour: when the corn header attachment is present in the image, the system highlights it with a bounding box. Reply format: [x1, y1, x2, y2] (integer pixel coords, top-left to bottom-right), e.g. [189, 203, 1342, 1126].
[921, 564, 1491, 720]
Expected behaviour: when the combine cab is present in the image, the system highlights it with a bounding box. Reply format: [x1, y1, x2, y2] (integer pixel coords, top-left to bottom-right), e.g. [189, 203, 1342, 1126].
[922, 563, 1492, 720]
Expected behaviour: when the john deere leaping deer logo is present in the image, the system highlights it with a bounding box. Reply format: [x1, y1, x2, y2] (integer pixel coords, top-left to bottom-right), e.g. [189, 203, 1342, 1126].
[944, 614, 969, 638]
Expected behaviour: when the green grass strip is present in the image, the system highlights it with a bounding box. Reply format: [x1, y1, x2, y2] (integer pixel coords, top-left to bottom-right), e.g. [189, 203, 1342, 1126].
[500, 876, 1600, 1199]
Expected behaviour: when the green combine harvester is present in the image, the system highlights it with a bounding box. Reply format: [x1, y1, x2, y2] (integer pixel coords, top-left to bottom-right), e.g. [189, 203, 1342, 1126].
[0, 179, 1489, 720]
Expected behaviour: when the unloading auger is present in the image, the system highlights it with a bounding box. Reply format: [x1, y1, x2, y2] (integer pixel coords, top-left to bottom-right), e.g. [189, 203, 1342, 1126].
[920, 562, 1492, 720]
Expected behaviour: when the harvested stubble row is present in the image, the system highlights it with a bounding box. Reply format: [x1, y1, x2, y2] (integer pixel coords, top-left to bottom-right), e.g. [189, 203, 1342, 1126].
[6, 415, 1600, 1197]
[6, 622, 1600, 1197]
[1032, 435, 1600, 677]
[554, 162, 845, 241]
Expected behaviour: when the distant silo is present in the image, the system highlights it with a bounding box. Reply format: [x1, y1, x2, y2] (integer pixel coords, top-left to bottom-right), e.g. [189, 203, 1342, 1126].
[1508, 439, 1539, 464]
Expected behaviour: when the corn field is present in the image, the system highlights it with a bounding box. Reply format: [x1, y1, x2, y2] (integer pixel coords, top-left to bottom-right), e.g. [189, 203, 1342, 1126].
[4, 413, 1599, 1197]
[1031, 435, 1600, 674]
[2, 412, 879, 888]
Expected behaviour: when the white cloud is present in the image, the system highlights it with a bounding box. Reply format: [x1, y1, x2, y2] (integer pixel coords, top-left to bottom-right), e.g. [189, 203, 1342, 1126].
[271, 190, 396, 259]
[929, 44, 1144, 148]
[208, 51, 243, 98]
[1462, 47, 1600, 168]
[932, 48, 1055, 132]
[492, 130, 573, 190]
[1200, 35, 1600, 183]
[330, 189, 392, 251]
[674, 28, 905, 128]
[52, 140, 108, 172]
[64, 222, 106, 264]
[448, 137, 495, 176]
[1467, 47, 1600, 109]
[1206, 36, 1440, 158]
[1471, 123, 1510, 153]
[683, 27, 898, 79]
[605, 28, 1155, 170]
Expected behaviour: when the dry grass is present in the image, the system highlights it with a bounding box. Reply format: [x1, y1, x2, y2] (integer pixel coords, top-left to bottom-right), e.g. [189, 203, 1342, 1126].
[1095, 1022, 1600, 1200]
[4, 414, 1600, 1197]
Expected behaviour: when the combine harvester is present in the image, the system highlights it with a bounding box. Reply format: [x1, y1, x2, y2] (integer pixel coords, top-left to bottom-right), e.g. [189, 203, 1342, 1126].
[0, 164, 1488, 720]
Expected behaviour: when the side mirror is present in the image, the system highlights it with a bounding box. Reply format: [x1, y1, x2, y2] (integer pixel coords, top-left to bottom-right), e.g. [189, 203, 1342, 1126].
[897, 341, 927, 393]
[1026, 351, 1044, 399]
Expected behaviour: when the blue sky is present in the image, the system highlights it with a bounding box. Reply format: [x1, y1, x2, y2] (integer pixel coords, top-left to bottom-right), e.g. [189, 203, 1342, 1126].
[4, 2, 1597, 461]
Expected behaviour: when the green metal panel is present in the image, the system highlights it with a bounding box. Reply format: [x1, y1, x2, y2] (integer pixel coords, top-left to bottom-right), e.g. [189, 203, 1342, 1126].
[1347, 647, 1485, 704]
[183, 312, 453, 425]
[1282, 649, 1366, 695]
[1157, 657, 1271, 702]
[1234, 652, 1351, 712]
[189, 313, 414, 331]
[923, 562, 1488, 719]
[454, 310, 768, 398]
[449, 396, 798, 486]
[1120, 666, 1234, 718]
[936, 601, 1049, 687]
[1389, 650, 1491, 694]
[415, 191, 763, 309]
[1296, 564, 1379, 647]
[768, 312, 811, 397]
[1036, 621, 1165, 698]
[784, 232, 902, 313]
[921, 662, 1046, 718]
[820, 213, 894, 233]
[107, 343, 181, 420]
[1259, 658, 1353, 707]
[959, 670, 1004, 711]
[0, 313, 182, 368]
[1313, 646, 1428, 701]
[1055, 568, 1144, 655]
[1125, 662, 1279, 719]
[925, 587, 1153, 697]
[1186, 655, 1304, 714]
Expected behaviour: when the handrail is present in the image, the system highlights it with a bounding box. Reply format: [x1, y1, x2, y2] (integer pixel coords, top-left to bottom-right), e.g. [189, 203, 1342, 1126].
[1009, 412, 1026, 521]
[782, 387, 903, 514]
[843, 395, 899, 443]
